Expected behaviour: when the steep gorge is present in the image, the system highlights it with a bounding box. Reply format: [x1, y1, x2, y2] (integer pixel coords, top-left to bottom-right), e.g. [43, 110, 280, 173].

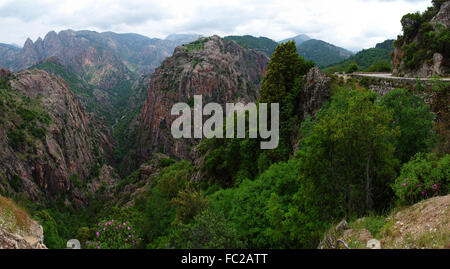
[130, 36, 269, 169]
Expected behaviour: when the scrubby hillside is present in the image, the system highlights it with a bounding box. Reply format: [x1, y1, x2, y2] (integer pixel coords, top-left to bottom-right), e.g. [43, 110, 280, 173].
[325, 40, 395, 73]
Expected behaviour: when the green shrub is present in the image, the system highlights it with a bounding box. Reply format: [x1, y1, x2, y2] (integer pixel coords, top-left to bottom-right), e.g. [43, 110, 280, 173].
[380, 88, 437, 163]
[157, 158, 176, 168]
[366, 59, 392, 72]
[167, 209, 245, 249]
[34, 210, 65, 249]
[393, 153, 449, 205]
[8, 129, 26, 150]
[70, 174, 84, 189]
[86, 218, 142, 249]
[345, 62, 359, 73]
[10, 175, 23, 192]
[30, 126, 46, 140]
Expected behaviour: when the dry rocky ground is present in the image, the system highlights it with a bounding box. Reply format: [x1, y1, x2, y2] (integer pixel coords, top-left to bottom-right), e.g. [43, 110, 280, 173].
[320, 195, 450, 249]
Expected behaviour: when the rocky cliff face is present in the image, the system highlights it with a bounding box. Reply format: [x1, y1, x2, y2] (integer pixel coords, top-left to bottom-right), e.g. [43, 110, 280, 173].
[0, 68, 115, 203]
[392, 1, 450, 77]
[134, 36, 268, 165]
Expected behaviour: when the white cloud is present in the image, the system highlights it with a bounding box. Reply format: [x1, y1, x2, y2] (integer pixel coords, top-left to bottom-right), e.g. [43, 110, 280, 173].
[0, 0, 432, 51]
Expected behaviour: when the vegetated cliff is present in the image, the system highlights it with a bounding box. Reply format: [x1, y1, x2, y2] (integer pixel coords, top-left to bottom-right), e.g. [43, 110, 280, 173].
[392, 1, 450, 77]
[0, 195, 46, 249]
[0, 68, 117, 204]
[132, 36, 269, 167]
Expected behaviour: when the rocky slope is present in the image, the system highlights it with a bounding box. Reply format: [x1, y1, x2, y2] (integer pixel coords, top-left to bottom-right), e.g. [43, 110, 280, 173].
[0, 68, 116, 204]
[0, 195, 46, 249]
[392, 1, 450, 77]
[132, 36, 269, 167]
[319, 194, 450, 249]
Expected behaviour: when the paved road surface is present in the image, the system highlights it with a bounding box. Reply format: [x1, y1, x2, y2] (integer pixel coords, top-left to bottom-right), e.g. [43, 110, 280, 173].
[353, 72, 450, 82]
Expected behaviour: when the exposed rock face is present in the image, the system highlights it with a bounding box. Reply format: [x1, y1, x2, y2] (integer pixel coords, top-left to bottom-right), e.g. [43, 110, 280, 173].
[135, 36, 268, 165]
[301, 67, 332, 118]
[0, 69, 115, 202]
[431, 1, 450, 28]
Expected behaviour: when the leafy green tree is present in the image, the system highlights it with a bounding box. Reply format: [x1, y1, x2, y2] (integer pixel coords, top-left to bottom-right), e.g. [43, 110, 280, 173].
[296, 89, 399, 217]
[345, 62, 360, 73]
[260, 41, 314, 104]
[380, 88, 437, 163]
[209, 159, 326, 249]
[34, 210, 65, 249]
[144, 186, 175, 243]
[366, 59, 392, 72]
[171, 185, 209, 226]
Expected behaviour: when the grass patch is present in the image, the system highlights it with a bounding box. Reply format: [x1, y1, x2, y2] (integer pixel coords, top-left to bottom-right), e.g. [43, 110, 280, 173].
[0, 195, 31, 233]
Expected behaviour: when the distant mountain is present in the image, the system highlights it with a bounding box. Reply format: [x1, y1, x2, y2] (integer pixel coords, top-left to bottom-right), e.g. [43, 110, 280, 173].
[279, 34, 311, 45]
[297, 39, 353, 67]
[0, 30, 201, 124]
[0, 43, 21, 71]
[324, 39, 395, 72]
[3, 30, 197, 74]
[224, 35, 279, 57]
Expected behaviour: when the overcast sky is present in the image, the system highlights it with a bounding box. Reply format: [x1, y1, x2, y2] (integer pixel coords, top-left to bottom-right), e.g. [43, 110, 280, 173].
[0, 0, 431, 52]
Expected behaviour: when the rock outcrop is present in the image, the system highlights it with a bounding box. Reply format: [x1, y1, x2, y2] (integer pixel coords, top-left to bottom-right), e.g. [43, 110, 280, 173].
[134, 36, 268, 165]
[431, 1, 450, 28]
[0, 69, 115, 202]
[301, 67, 332, 118]
[392, 1, 450, 77]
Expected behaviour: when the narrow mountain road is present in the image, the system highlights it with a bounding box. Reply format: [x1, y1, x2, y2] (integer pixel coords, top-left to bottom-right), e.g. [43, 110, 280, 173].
[353, 72, 450, 82]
